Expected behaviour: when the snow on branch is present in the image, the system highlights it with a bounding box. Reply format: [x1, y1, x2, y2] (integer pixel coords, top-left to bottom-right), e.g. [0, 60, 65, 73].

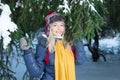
[80, 0, 99, 13]
[58, 0, 103, 15]
[0, 3, 17, 49]
[58, 0, 70, 14]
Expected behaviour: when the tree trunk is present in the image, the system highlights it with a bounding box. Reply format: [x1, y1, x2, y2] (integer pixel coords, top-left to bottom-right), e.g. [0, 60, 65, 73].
[0, 40, 3, 60]
[87, 30, 99, 62]
[92, 30, 99, 62]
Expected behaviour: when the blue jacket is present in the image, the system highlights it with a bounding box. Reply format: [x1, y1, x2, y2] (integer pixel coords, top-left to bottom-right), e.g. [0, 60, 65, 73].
[23, 37, 86, 80]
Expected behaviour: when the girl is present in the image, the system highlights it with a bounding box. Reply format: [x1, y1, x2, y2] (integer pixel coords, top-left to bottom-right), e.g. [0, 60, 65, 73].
[20, 11, 86, 80]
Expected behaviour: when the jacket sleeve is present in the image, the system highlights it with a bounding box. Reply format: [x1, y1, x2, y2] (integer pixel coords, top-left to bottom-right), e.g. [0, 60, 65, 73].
[74, 39, 86, 65]
[23, 44, 46, 78]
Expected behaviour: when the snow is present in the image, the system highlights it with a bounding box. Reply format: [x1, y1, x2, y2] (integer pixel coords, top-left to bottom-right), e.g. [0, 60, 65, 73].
[0, 3, 17, 49]
[100, 0, 103, 3]
[58, 0, 99, 14]
[99, 34, 120, 54]
[59, 0, 70, 13]
[12, 57, 26, 80]
[76, 59, 120, 80]
[89, 4, 97, 12]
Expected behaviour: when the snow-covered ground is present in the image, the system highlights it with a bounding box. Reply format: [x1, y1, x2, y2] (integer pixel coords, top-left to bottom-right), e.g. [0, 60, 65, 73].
[76, 58, 120, 80]
[76, 35, 120, 80]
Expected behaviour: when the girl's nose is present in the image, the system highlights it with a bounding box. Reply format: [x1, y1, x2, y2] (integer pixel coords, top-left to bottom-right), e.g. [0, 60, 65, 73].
[57, 26, 60, 30]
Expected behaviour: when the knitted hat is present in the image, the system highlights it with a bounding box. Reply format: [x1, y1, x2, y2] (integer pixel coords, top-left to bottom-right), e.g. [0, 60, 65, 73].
[45, 11, 65, 36]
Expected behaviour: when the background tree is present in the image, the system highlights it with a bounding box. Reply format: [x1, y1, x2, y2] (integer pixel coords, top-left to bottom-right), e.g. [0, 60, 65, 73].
[101, 0, 120, 37]
[85, 0, 108, 61]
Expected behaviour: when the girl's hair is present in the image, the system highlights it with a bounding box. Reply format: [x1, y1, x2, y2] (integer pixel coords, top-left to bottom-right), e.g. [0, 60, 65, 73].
[47, 26, 71, 53]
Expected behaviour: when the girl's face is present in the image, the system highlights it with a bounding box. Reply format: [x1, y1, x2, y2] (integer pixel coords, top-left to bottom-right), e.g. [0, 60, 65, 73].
[50, 21, 65, 36]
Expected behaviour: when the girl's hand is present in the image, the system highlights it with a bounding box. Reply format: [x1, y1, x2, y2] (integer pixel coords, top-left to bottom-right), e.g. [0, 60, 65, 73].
[19, 37, 30, 50]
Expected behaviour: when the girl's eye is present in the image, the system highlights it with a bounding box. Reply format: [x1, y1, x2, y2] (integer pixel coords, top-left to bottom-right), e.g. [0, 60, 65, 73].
[53, 24, 57, 27]
[60, 24, 64, 27]
[60, 25, 64, 26]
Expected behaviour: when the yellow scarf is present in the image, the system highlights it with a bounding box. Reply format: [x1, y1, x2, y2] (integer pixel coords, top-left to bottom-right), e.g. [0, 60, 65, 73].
[54, 40, 76, 80]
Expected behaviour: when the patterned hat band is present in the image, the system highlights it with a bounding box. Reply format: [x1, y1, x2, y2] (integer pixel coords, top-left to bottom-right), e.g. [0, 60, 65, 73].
[49, 15, 65, 25]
